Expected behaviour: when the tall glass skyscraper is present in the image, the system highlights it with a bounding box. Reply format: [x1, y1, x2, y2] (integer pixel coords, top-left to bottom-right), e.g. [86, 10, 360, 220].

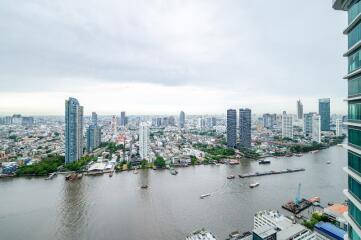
[319, 98, 330, 131]
[65, 97, 83, 164]
[334, 1, 361, 239]
[87, 124, 101, 153]
[179, 111, 185, 129]
[227, 109, 237, 148]
[239, 108, 251, 149]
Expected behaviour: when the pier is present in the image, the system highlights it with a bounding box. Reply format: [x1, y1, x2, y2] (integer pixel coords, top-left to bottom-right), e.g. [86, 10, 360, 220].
[238, 168, 305, 178]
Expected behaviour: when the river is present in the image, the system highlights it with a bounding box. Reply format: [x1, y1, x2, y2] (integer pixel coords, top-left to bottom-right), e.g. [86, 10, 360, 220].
[0, 145, 347, 240]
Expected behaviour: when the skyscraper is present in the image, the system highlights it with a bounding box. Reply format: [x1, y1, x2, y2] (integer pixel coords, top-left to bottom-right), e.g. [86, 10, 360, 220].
[139, 123, 150, 161]
[179, 111, 185, 129]
[319, 98, 330, 131]
[281, 112, 293, 139]
[297, 100, 303, 119]
[120, 111, 126, 126]
[111, 115, 118, 133]
[239, 108, 251, 149]
[312, 114, 321, 143]
[87, 124, 101, 152]
[333, 2, 361, 239]
[303, 113, 314, 137]
[65, 97, 83, 164]
[227, 109, 237, 148]
[263, 113, 276, 129]
[91, 112, 98, 125]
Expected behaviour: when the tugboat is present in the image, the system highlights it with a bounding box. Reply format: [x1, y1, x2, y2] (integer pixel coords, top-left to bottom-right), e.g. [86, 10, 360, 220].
[259, 160, 271, 164]
[227, 175, 235, 179]
[141, 185, 148, 189]
[249, 182, 260, 188]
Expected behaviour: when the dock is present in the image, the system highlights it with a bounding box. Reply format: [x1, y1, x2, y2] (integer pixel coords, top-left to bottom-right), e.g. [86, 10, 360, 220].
[238, 168, 305, 178]
[282, 199, 312, 214]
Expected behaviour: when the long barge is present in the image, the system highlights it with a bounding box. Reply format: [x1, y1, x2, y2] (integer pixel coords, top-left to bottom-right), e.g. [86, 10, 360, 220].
[238, 168, 305, 178]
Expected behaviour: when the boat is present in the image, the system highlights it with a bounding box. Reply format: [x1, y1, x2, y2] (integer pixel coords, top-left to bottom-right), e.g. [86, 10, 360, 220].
[311, 150, 319, 154]
[170, 168, 178, 175]
[65, 173, 77, 181]
[141, 185, 148, 189]
[133, 170, 139, 174]
[200, 193, 211, 199]
[259, 160, 271, 164]
[249, 182, 260, 188]
[295, 154, 303, 157]
[76, 173, 83, 179]
[45, 172, 57, 180]
[229, 160, 240, 165]
[326, 161, 331, 164]
[109, 171, 113, 177]
[227, 175, 235, 179]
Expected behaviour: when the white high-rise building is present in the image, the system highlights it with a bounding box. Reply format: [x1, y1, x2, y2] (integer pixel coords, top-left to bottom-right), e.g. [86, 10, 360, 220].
[336, 119, 342, 137]
[312, 114, 321, 143]
[282, 112, 293, 139]
[111, 115, 118, 134]
[139, 123, 150, 161]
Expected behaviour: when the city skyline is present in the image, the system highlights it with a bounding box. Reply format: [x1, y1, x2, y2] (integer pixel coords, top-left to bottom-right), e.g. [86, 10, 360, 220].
[0, 1, 347, 115]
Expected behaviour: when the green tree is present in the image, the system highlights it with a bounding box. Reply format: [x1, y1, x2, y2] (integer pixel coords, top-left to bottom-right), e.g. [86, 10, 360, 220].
[154, 156, 166, 168]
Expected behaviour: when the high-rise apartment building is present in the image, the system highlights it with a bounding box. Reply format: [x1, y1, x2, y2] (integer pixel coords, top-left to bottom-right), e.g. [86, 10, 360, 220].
[281, 112, 293, 139]
[297, 100, 303, 119]
[319, 98, 331, 131]
[91, 112, 98, 126]
[263, 113, 276, 129]
[120, 111, 126, 126]
[312, 114, 321, 143]
[227, 109, 237, 148]
[333, 2, 361, 239]
[65, 97, 83, 164]
[111, 115, 118, 133]
[139, 123, 150, 161]
[239, 108, 251, 149]
[86, 124, 101, 152]
[179, 111, 185, 129]
[304, 113, 315, 136]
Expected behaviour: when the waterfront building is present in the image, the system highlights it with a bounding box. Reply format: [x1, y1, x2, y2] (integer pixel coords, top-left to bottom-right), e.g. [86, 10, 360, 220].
[304, 113, 315, 136]
[319, 98, 331, 131]
[179, 111, 185, 128]
[65, 97, 84, 164]
[91, 112, 98, 125]
[312, 114, 321, 143]
[297, 99, 303, 119]
[281, 112, 293, 139]
[120, 111, 126, 126]
[86, 124, 101, 152]
[139, 123, 150, 161]
[263, 113, 276, 129]
[239, 108, 251, 149]
[227, 109, 237, 148]
[253, 210, 315, 240]
[336, 119, 342, 136]
[333, 1, 361, 239]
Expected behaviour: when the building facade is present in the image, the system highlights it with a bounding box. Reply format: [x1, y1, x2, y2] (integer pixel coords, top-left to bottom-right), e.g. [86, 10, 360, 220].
[281, 112, 293, 139]
[319, 98, 331, 131]
[297, 99, 304, 119]
[333, 1, 361, 239]
[304, 112, 315, 136]
[120, 111, 126, 126]
[336, 119, 343, 136]
[65, 97, 84, 164]
[139, 123, 150, 161]
[179, 111, 185, 129]
[312, 114, 321, 143]
[239, 108, 251, 149]
[86, 124, 101, 152]
[227, 109, 237, 148]
[263, 113, 276, 129]
[91, 112, 98, 126]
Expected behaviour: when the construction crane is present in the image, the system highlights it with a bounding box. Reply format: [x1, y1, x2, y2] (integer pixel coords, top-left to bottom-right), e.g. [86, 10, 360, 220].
[295, 183, 302, 205]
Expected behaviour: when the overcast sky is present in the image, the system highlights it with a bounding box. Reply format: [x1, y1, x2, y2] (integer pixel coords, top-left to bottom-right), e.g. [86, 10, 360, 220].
[0, 0, 347, 115]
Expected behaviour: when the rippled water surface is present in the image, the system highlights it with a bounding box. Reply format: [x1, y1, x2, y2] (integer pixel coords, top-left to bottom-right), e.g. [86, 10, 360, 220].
[0, 145, 347, 240]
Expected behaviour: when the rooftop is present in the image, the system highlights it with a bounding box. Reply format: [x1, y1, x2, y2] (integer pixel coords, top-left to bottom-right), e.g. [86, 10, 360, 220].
[314, 222, 346, 240]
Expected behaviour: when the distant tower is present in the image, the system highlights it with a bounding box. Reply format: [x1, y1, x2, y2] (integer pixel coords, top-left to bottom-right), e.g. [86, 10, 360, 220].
[179, 111, 185, 129]
[297, 100, 303, 119]
[239, 108, 251, 149]
[139, 123, 150, 161]
[281, 112, 293, 139]
[111, 115, 118, 133]
[311, 114, 321, 143]
[336, 119, 342, 136]
[319, 98, 330, 131]
[227, 109, 237, 148]
[120, 111, 126, 126]
[65, 97, 84, 164]
[91, 112, 98, 125]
